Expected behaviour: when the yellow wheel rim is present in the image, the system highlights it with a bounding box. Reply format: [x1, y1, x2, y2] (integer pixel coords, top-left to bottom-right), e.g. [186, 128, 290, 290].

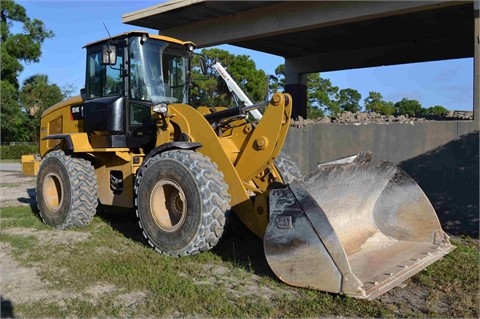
[150, 179, 187, 232]
[43, 173, 63, 212]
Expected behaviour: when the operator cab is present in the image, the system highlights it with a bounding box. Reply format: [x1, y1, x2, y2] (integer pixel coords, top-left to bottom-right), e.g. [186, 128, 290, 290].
[80, 31, 195, 148]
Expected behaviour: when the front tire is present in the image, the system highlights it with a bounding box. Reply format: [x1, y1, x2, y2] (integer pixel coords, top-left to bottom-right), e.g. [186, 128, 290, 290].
[135, 150, 230, 256]
[36, 150, 98, 229]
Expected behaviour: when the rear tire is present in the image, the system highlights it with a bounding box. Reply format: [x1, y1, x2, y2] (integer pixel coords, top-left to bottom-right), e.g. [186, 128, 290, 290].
[36, 150, 98, 229]
[135, 150, 230, 256]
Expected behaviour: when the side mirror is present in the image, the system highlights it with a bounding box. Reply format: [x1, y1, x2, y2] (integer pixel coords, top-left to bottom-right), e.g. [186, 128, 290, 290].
[80, 88, 86, 100]
[102, 45, 117, 65]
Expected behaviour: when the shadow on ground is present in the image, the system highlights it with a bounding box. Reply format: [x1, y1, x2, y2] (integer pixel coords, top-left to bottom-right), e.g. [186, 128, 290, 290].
[400, 131, 479, 238]
[1, 296, 15, 318]
[212, 214, 273, 277]
[96, 207, 274, 278]
[96, 206, 145, 244]
[18, 188, 36, 206]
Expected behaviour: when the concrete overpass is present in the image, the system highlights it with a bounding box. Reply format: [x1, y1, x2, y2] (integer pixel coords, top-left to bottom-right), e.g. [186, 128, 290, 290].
[123, 1, 479, 236]
[123, 0, 479, 120]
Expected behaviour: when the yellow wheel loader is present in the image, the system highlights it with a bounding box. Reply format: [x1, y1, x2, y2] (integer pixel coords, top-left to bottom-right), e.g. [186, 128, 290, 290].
[23, 31, 454, 300]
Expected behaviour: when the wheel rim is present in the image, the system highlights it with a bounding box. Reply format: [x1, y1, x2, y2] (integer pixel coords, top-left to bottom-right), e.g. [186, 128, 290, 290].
[150, 179, 187, 232]
[43, 173, 63, 211]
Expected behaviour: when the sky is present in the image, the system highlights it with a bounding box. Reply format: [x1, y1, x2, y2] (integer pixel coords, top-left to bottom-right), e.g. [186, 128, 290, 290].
[15, 0, 474, 111]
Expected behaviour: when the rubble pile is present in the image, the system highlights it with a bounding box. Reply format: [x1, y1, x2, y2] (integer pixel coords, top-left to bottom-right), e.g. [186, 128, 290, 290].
[290, 110, 474, 128]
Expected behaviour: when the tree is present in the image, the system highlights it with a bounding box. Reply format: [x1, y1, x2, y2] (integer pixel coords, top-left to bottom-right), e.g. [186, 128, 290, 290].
[307, 73, 340, 117]
[273, 65, 338, 118]
[394, 98, 423, 117]
[190, 48, 268, 108]
[19, 74, 63, 143]
[1, 0, 54, 143]
[1, 80, 29, 142]
[1, 0, 54, 88]
[269, 64, 285, 98]
[364, 91, 395, 115]
[422, 105, 449, 116]
[338, 88, 361, 113]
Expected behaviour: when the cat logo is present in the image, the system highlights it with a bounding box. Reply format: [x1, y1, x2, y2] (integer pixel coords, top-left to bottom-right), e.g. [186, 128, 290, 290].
[70, 105, 84, 120]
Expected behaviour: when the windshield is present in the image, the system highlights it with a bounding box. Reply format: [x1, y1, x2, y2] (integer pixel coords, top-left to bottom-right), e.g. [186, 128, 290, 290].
[129, 37, 189, 104]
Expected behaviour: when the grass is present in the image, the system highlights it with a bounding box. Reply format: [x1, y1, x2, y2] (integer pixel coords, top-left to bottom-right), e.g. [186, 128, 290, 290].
[0, 159, 21, 163]
[412, 236, 479, 317]
[0, 183, 21, 188]
[0, 205, 478, 318]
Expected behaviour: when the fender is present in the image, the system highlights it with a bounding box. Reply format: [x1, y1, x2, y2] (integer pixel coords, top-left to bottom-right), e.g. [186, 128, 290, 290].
[141, 141, 202, 168]
[42, 133, 94, 153]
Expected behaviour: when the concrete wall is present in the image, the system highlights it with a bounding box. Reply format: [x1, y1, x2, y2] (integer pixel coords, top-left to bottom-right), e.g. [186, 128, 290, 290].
[283, 121, 478, 172]
[282, 121, 479, 237]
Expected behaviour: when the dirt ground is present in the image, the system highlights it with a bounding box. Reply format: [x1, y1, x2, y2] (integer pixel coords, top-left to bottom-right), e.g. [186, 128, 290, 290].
[0, 168, 36, 209]
[0, 167, 477, 318]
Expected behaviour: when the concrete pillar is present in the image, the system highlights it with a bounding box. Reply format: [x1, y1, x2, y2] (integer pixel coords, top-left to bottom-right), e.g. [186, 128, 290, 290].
[284, 59, 307, 119]
[474, 0, 479, 126]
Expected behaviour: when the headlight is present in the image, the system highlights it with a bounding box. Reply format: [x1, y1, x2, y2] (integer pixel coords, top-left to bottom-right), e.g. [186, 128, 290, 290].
[153, 103, 168, 114]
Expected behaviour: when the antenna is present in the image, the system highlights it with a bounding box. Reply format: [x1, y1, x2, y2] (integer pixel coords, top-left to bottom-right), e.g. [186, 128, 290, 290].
[103, 22, 112, 40]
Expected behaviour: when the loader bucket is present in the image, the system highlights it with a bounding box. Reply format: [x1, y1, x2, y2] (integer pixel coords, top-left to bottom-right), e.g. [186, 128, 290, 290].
[264, 159, 455, 300]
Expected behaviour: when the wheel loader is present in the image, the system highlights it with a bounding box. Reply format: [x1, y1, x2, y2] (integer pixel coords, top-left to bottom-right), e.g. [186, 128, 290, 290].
[22, 31, 455, 300]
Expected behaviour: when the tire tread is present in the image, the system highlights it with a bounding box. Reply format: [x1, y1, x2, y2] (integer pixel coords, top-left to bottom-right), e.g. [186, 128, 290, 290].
[38, 150, 98, 229]
[135, 150, 230, 256]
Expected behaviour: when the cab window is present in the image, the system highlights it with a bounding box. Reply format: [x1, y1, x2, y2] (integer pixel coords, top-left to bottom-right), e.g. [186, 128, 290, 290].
[86, 46, 124, 99]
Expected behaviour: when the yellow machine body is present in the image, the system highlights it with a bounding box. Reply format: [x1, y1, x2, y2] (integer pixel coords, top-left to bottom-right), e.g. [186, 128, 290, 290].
[31, 87, 291, 236]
